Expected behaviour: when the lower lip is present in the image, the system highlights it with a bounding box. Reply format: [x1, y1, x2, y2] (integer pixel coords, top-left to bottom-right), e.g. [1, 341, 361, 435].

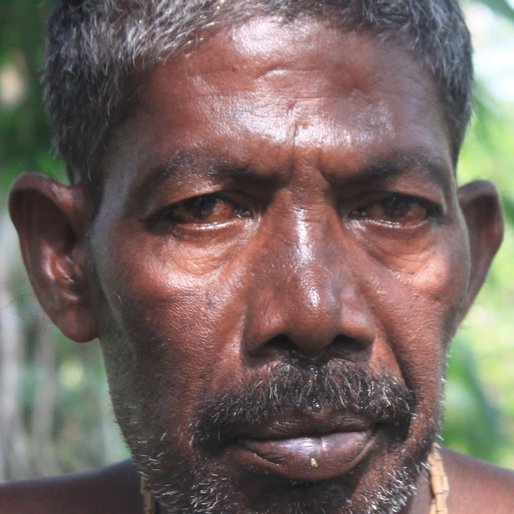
[231, 430, 374, 481]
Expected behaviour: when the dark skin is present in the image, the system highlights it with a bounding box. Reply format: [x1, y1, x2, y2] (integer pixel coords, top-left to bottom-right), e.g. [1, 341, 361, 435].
[3, 15, 514, 514]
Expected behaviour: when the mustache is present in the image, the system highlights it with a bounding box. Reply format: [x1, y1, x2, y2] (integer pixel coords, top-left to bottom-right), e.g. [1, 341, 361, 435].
[194, 359, 415, 446]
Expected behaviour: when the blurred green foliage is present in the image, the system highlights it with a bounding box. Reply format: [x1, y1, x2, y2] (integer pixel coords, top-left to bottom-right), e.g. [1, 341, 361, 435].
[0, 1, 61, 187]
[0, 0, 513, 478]
[443, 77, 514, 466]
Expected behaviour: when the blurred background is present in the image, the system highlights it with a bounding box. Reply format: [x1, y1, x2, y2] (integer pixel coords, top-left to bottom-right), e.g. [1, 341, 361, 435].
[1, 0, 513, 481]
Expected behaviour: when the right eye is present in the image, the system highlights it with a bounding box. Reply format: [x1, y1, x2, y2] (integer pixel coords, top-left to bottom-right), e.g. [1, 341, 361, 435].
[156, 193, 252, 227]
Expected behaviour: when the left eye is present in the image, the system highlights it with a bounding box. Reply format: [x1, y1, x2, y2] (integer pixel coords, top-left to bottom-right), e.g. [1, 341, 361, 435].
[350, 194, 437, 225]
[160, 194, 251, 226]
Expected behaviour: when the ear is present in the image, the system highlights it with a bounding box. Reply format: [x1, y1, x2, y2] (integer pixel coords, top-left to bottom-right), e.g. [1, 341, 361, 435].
[458, 180, 504, 316]
[9, 173, 98, 342]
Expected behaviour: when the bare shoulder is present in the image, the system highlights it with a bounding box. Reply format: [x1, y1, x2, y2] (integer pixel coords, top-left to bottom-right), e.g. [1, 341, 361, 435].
[442, 447, 514, 514]
[0, 460, 143, 514]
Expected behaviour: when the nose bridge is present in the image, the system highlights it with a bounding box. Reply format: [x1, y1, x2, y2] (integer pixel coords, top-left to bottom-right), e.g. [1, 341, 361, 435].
[286, 216, 341, 320]
[247, 208, 374, 357]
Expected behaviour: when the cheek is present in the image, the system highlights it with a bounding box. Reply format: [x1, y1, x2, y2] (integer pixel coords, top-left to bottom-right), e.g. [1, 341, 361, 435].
[95, 239, 252, 417]
[401, 228, 470, 337]
[368, 228, 469, 397]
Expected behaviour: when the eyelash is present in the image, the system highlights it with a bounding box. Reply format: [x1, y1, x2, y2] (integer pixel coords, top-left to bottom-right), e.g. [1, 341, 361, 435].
[348, 193, 442, 226]
[148, 191, 441, 235]
[149, 193, 252, 230]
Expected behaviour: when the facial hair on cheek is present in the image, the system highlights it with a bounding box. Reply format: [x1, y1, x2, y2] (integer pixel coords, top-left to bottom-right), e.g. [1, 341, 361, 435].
[109, 357, 440, 514]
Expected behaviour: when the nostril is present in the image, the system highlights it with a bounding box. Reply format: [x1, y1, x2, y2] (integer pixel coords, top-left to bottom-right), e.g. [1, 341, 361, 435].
[327, 334, 371, 361]
[254, 334, 317, 361]
[257, 333, 371, 362]
[255, 333, 318, 362]
[265, 334, 299, 354]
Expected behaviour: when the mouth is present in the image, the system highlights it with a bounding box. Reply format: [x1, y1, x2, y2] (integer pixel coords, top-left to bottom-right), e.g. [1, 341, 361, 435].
[221, 412, 379, 481]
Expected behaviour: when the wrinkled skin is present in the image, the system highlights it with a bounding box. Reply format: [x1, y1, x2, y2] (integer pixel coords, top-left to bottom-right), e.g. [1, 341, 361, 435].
[8, 15, 506, 514]
[90, 17, 472, 513]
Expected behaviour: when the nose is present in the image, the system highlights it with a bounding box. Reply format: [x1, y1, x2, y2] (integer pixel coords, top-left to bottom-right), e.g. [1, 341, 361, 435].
[244, 214, 375, 361]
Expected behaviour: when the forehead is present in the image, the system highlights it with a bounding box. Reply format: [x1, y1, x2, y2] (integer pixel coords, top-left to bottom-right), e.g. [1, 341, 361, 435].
[103, 16, 452, 191]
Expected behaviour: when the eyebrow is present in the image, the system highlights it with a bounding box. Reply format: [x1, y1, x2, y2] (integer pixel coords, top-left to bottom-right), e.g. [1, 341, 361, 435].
[131, 146, 452, 208]
[131, 149, 288, 210]
[141, 151, 218, 192]
[134, 151, 254, 198]
[324, 149, 452, 191]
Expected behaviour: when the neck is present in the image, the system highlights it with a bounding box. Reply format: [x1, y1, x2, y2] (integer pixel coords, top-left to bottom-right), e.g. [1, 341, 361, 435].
[400, 468, 434, 514]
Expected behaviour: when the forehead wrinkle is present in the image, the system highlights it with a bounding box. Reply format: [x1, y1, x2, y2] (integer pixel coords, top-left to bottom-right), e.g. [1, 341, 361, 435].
[173, 22, 394, 101]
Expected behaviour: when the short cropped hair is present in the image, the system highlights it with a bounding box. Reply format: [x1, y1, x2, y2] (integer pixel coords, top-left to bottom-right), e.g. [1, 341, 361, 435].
[45, 0, 473, 189]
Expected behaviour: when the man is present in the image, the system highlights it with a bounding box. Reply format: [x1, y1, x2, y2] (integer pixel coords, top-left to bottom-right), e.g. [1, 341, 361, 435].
[1, 0, 513, 512]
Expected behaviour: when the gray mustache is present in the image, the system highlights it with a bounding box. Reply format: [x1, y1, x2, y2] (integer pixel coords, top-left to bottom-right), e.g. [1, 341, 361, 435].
[194, 360, 415, 446]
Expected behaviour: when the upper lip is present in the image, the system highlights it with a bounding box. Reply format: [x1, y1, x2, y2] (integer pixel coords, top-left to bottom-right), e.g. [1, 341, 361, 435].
[224, 410, 377, 443]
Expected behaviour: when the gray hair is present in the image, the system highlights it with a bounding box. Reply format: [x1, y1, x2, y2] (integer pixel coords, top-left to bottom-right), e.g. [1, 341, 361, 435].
[45, 0, 473, 189]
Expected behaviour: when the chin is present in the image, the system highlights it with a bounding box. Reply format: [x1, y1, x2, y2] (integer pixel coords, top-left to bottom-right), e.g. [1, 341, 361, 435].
[130, 442, 431, 514]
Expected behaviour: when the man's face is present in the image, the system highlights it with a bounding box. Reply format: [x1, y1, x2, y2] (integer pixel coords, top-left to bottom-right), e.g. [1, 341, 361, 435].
[89, 16, 470, 514]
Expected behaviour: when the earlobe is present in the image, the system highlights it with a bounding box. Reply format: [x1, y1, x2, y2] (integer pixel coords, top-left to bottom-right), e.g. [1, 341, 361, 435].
[8, 173, 98, 342]
[458, 180, 504, 316]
